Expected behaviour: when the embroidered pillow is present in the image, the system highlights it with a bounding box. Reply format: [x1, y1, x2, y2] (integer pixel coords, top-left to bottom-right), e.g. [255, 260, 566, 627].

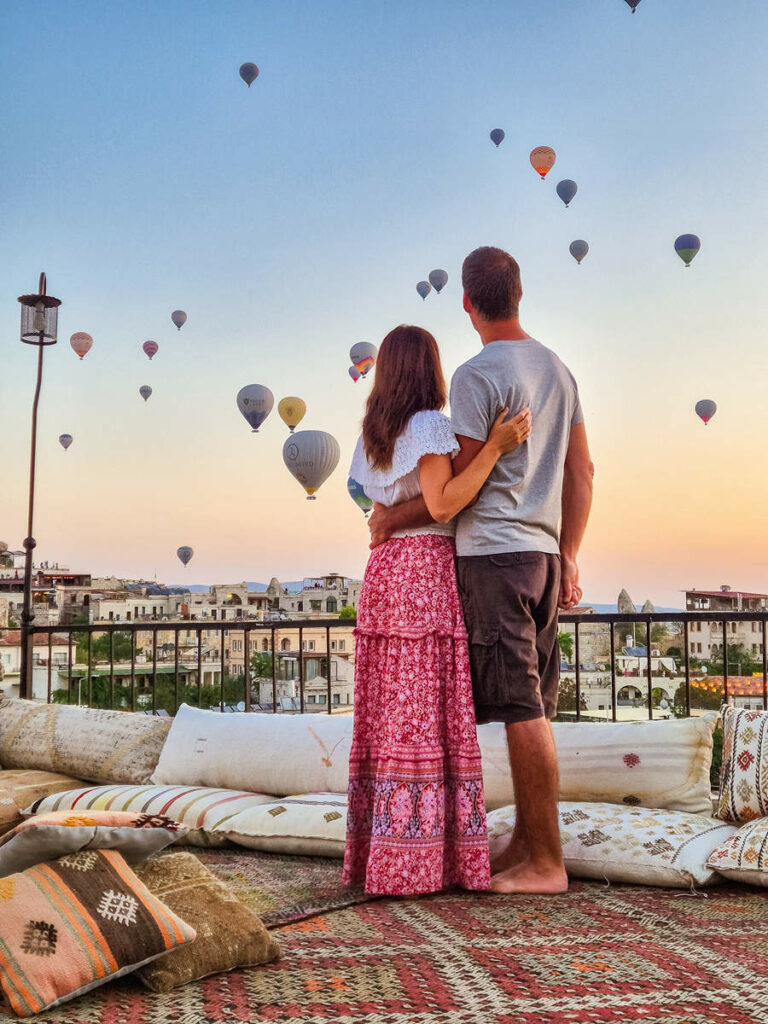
[0, 700, 171, 785]
[707, 818, 768, 886]
[214, 793, 347, 856]
[488, 801, 737, 888]
[134, 851, 280, 992]
[0, 771, 87, 837]
[0, 811, 186, 878]
[24, 785, 275, 847]
[0, 849, 196, 1017]
[716, 705, 768, 822]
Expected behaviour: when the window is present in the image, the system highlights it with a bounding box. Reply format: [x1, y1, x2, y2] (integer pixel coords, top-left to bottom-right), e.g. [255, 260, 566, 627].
[309, 641, 315, 652]
[108, 611, 114, 621]
[297, 602, 303, 612]
[310, 600, 321, 612]
[262, 639, 269, 651]
[697, 643, 703, 653]
[307, 695, 316, 703]
[302, 641, 307, 651]
[333, 694, 340, 705]
[331, 641, 337, 651]
[281, 638, 290, 652]
[318, 694, 327, 704]
[326, 598, 337, 614]
[690, 643, 696, 654]
[127, 611, 131, 621]
[339, 640, 345, 651]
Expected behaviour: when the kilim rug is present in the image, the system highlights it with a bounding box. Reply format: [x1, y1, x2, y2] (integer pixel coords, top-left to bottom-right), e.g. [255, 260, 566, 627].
[193, 847, 371, 927]
[21, 881, 768, 1024]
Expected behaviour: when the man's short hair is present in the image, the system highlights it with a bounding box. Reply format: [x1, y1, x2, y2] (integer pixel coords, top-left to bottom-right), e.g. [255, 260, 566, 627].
[462, 246, 522, 321]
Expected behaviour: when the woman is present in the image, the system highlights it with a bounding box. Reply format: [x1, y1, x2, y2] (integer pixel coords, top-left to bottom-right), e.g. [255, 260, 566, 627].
[343, 325, 531, 895]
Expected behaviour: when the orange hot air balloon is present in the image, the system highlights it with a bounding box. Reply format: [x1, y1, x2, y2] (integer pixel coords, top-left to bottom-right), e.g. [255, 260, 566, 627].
[530, 146, 556, 180]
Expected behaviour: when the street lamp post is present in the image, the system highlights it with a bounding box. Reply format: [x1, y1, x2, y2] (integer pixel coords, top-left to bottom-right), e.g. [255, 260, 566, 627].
[17, 273, 61, 700]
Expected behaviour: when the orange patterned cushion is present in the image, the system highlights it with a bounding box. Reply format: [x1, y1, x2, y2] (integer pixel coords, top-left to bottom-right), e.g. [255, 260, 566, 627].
[0, 849, 196, 1016]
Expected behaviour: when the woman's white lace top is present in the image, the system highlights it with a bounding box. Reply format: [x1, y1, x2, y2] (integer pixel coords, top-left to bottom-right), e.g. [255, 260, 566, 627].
[348, 410, 459, 538]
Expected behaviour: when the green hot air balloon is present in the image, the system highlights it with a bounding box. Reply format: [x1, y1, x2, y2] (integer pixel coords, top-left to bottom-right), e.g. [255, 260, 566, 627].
[675, 234, 701, 267]
[347, 477, 373, 516]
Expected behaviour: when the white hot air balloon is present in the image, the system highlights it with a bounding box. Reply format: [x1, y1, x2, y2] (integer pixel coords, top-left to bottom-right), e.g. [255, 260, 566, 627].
[236, 385, 274, 432]
[282, 430, 341, 499]
[349, 342, 378, 377]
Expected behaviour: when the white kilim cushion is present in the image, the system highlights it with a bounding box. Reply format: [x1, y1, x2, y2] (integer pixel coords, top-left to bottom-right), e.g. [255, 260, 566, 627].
[151, 704, 355, 796]
[22, 785, 274, 847]
[478, 713, 718, 815]
[487, 801, 737, 888]
[716, 705, 768, 822]
[707, 818, 768, 886]
[214, 792, 347, 857]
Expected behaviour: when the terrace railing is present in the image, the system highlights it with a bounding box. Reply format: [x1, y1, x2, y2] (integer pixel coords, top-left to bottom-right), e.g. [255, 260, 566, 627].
[2, 610, 767, 718]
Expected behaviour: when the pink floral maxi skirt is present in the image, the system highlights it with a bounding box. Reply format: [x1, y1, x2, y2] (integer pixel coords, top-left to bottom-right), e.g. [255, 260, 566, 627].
[343, 534, 491, 895]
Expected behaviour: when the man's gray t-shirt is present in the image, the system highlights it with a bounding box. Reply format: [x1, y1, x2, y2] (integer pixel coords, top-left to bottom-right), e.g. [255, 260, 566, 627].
[450, 338, 583, 557]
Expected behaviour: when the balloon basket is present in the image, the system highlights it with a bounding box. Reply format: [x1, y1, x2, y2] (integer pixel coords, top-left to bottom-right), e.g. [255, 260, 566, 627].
[306, 495, 317, 501]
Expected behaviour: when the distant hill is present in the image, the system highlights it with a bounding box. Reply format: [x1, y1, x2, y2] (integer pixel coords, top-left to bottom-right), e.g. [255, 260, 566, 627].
[172, 581, 305, 595]
[580, 603, 683, 614]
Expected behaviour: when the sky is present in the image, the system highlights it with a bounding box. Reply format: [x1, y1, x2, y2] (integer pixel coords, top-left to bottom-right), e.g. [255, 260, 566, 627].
[1, 0, 767, 608]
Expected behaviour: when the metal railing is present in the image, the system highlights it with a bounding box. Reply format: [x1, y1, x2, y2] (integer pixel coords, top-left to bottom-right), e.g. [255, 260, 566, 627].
[2, 609, 767, 718]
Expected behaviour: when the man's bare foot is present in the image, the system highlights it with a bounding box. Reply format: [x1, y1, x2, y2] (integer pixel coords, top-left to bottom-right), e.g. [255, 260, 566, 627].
[490, 839, 528, 874]
[489, 861, 568, 895]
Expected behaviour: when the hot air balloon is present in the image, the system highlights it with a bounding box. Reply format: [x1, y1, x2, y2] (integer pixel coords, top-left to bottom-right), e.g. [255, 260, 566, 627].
[530, 146, 556, 179]
[58, 434, 73, 451]
[283, 431, 340, 500]
[348, 365, 361, 382]
[278, 397, 307, 433]
[347, 477, 373, 516]
[239, 62, 259, 86]
[139, 385, 152, 402]
[695, 399, 717, 424]
[624, 0, 642, 11]
[490, 128, 505, 148]
[556, 179, 578, 208]
[177, 546, 194, 567]
[350, 342, 378, 377]
[416, 280, 431, 300]
[70, 332, 93, 360]
[171, 310, 187, 330]
[143, 340, 159, 360]
[429, 269, 448, 293]
[569, 240, 589, 264]
[237, 384, 274, 432]
[675, 234, 701, 267]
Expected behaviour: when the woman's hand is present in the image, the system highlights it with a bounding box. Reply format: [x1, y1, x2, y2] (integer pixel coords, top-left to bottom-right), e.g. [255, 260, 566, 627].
[487, 407, 531, 456]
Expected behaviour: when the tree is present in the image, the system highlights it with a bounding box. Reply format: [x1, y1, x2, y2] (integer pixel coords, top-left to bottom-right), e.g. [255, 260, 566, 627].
[557, 631, 574, 662]
[708, 643, 758, 677]
[250, 652, 274, 678]
[338, 605, 356, 620]
[75, 631, 140, 665]
[673, 680, 723, 717]
[558, 676, 588, 714]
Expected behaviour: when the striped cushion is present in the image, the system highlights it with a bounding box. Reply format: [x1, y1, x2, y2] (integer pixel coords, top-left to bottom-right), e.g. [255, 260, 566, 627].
[0, 849, 196, 1017]
[24, 786, 275, 847]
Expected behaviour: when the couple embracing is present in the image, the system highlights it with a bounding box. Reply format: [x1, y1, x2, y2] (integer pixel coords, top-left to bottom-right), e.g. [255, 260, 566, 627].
[342, 246, 594, 896]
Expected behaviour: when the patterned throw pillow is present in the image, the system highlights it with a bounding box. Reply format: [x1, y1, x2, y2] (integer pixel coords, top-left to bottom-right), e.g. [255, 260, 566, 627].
[0, 700, 171, 786]
[0, 849, 196, 1017]
[0, 811, 187, 878]
[24, 785, 275, 846]
[0, 771, 87, 837]
[214, 793, 347, 856]
[716, 705, 768, 822]
[707, 818, 768, 886]
[488, 801, 737, 888]
[134, 851, 280, 992]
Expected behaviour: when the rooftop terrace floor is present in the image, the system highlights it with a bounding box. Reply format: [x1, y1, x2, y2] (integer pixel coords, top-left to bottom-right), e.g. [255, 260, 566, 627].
[34, 876, 768, 1024]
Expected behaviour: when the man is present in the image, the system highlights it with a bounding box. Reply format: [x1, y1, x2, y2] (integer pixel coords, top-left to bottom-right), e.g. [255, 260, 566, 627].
[368, 246, 593, 893]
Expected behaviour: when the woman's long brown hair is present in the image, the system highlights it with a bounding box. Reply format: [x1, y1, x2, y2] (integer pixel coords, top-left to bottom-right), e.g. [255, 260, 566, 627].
[362, 325, 447, 470]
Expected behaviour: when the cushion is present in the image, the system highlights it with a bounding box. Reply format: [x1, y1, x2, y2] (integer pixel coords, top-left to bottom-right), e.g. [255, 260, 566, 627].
[0, 700, 171, 785]
[0, 770, 87, 837]
[0, 849, 196, 1017]
[479, 713, 718, 815]
[24, 785, 275, 847]
[215, 793, 347, 856]
[487, 801, 737, 888]
[707, 818, 768, 886]
[151, 704, 354, 796]
[0, 811, 186, 878]
[133, 851, 280, 992]
[716, 705, 768, 822]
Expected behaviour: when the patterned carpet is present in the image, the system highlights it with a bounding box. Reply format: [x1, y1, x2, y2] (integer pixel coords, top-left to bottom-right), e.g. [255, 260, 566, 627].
[23, 881, 768, 1024]
[192, 847, 370, 927]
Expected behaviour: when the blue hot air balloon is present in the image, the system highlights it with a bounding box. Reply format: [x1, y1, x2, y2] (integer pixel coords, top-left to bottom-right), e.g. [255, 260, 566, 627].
[177, 546, 194, 566]
[416, 280, 431, 300]
[347, 477, 373, 516]
[139, 385, 152, 402]
[675, 234, 701, 267]
[556, 180, 578, 208]
[569, 240, 589, 264]
[490, 128, 505, 148]
[58, 434, 73, 451]
[236, 385, 274, 432]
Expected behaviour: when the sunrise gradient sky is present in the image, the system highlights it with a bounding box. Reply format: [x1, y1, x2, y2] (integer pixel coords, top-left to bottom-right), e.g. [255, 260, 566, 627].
[2, 0, 767, 607]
